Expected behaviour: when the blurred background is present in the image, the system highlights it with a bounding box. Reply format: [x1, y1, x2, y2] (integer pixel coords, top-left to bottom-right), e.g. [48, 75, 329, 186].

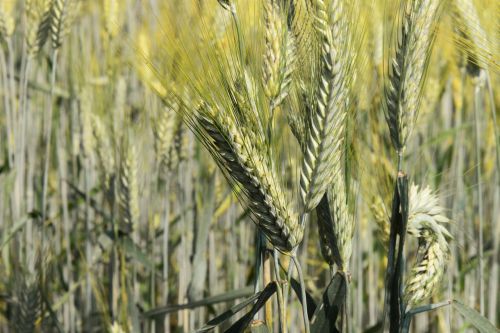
[0, 0, 498, 332]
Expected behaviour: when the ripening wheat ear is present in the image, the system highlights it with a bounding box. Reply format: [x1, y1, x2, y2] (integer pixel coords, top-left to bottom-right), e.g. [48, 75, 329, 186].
[194, 104, 303, 252]
[262, 0, 296, 109]
[383, 0, 442, 153]
[403, 183, 452, 308]
[451, 0, 497, 73]
[371, 196, 391, 245]
[25, 0, 52, 54]
[48, 0, 79, 50]
[0, 1, 15, 40]
[154, 103, 185, 174]
[404, 223, 451, 308]
[91, 114, 115, 191]
[11, 276, 42, 333]
[118, 141, 139, 234]
[300, 0, 352, 211]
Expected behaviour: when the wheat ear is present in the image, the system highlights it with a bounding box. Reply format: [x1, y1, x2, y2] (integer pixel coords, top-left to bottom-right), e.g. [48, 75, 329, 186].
[384, 0, 441, 153]
[263, 0, 296, 110]
[196, 105, 302, 252]
[49, 0, 79, 50]
[403, 183, 452, 308]
[451, 0, 494, 72]
[0, 1, 15, 40]
[25, 0, 52, 54]
[118, 141, 139, 233]
[316, 172, 353, 270]
[404, 223, 451, 308]
[300, 0, 350, 211]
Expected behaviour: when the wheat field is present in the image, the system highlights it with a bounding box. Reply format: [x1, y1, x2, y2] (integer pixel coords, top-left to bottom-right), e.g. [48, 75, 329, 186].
[0, 0, 498, 332]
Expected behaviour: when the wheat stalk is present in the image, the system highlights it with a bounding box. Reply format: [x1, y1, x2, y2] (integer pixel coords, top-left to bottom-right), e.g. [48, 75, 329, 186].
[300, 0, 351, 211]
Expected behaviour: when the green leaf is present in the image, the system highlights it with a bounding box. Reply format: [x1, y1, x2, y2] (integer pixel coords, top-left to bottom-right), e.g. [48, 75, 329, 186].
[142, 286, 254, 318]
[310, 272, 347, 333]
[225, 282, 277, 333]
[452, 300, 499, 333]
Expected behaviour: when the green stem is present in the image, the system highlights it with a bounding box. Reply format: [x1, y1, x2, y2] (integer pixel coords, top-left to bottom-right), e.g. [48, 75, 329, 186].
[473, 76, 485, 315]
[41, 49, 59, 228]
[274, 249, 286, 333]
[292, 255, 310, 333]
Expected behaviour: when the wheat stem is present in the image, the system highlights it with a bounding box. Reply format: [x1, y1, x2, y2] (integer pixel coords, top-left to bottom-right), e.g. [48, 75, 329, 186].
[473, 76, 485, 315]
[41, 49, 59, 236]
[292, 255, 309, 333]
[273, 249, 286, 333]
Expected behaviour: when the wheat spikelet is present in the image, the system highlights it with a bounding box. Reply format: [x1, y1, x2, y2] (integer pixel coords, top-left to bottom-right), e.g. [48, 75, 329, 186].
[275, 31, 297, 108]
[118, 141, 139, 233]
[196, 105, 302, 252]
[0, 0, 16, 40]
[384, 0, 441, 152]
[300, 0, 351, 211]
[370, 196, 390, 245]
[407, 184, 451, 228]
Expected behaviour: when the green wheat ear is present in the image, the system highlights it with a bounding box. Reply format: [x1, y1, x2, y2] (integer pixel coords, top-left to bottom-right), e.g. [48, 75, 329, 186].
[300, 0, 352, 212]
[383, 0, 442, 153]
